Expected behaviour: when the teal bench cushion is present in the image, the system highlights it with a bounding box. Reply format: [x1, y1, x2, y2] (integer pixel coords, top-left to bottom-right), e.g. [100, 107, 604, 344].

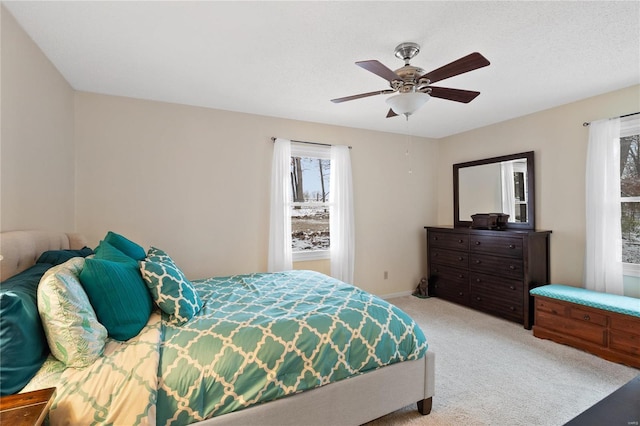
[530, 284, 640, 318]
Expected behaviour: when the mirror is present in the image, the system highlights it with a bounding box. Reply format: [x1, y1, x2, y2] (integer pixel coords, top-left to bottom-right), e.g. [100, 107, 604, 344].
[453, 151, 535, 229]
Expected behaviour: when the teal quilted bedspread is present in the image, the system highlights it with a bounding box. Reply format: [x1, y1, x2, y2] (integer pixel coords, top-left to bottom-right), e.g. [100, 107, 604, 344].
[156, 270, 428, 425]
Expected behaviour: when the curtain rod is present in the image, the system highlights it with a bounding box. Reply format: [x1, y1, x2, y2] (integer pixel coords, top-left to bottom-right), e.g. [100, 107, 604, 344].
[583, 111, 639, 127]
[270, 137, 352, 149]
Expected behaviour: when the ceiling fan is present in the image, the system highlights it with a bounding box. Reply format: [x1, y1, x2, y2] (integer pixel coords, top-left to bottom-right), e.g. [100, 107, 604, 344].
[331, 42, 490, 118]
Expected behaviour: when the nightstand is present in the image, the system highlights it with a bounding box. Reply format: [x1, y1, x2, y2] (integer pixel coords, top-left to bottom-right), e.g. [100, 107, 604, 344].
[0, 387, 56, 426]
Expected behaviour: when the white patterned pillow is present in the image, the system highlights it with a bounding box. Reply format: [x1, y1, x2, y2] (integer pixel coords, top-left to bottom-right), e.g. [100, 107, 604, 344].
[140, 248, 203, 325]
[38, 257, 108, 368]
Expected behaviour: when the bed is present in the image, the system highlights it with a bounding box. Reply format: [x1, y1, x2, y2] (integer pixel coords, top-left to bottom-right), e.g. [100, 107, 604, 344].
[0, 230, 435, 425]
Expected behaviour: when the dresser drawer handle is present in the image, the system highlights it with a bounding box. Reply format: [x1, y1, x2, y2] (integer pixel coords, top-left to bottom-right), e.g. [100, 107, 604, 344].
[509, 285, 515, 290]
[434, 268, 439, 273]
[509, 265, 516, 270]
[476, 278, 482, 283]
[434, 253, 439, 257]
[458, 256, 464, 261]
[476, 296, 482, 301]
[459, 292, 464, 296]
[458, 274, 464, 279]
[508, 244, 516, 249]
[583, 314, 591, 321]
[458, 239, 464, 244]
[434, 236, 439, 241]
[474, 260, 481, 264]
[509, 306, 515, 311]
[475, 241, 481, 245]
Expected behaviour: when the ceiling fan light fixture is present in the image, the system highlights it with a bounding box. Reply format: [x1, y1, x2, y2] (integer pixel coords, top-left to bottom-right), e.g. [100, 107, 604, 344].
[385, 92, 430, 116]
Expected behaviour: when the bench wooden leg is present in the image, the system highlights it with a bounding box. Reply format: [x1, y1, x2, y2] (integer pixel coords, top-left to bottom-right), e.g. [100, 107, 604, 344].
[417, 397, 432, 415]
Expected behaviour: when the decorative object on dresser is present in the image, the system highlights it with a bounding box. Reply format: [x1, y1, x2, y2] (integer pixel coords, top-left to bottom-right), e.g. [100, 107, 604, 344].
[470, 213, 509, 230]
[425, 226, 551, 329]
[530, 284, 640, 369]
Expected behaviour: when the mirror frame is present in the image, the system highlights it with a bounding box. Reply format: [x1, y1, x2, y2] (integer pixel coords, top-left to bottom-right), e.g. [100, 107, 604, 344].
[453, 151, 535, 230]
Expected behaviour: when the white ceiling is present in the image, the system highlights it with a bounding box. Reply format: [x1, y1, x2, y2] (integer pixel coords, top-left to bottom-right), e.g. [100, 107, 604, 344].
[4, 1, 639, 138]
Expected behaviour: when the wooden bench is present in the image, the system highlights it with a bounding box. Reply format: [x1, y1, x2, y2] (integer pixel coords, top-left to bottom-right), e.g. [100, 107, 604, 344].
[530, 284, 640, 368]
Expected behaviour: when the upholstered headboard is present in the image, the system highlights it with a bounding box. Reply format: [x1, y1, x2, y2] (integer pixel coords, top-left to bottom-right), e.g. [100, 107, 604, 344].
[0, 230, 88, 280]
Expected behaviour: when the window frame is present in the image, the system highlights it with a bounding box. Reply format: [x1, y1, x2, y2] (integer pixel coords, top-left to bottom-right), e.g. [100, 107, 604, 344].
[290, 143, 331, 262]
[620, 116, 640, 277]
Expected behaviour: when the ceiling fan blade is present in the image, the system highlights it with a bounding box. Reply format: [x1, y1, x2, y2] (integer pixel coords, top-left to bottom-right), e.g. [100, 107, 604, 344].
[428, 86, 481, 103]
[331, 89, 394, 103]
[386, 108, 398, 118]
[420, 52, 490, 84]
[356, 60, 402, 83]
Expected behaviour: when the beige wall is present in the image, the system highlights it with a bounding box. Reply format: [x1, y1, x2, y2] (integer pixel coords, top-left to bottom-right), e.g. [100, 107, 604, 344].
[1, 6, 75, 232]
[3, 5, 638, 297]
[74, 92, 439, 296]
[436, 85, 640, 289]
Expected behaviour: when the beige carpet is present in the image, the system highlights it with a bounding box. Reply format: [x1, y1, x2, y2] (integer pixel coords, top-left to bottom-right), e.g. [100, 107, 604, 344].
[367, 296, 638, 426]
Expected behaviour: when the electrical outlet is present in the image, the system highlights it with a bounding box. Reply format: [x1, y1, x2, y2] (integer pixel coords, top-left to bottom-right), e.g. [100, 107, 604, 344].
[384, 271, 388, 279]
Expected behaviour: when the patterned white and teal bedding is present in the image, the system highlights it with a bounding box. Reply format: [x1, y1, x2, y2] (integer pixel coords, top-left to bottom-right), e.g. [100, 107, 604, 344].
[25, 270, 427, 425]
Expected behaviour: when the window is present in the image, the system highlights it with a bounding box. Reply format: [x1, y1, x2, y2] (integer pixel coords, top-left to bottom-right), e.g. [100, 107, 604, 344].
[290, 143, 331, 260]
[269, 138, 354, 282]
[620, 116, 640, 276]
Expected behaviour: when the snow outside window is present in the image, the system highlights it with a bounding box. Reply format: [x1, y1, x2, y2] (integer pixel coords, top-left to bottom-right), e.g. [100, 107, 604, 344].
[621, 116, 640, 277]
[290, 143, 331, 261]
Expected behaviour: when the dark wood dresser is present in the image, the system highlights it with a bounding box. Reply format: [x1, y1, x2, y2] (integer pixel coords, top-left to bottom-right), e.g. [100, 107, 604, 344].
[425, 226, 551, 329]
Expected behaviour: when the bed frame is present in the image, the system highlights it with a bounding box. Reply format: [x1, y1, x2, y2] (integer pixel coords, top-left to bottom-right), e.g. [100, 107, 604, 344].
[0, 230, 435, 425]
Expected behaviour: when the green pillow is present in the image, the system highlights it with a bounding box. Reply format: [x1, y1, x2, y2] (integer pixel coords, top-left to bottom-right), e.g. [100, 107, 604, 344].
[36, 247, 94, 266]
[140, 247, 203, 325]
[94, 240, 137, 265]
[79, 258, 152, 341]
[0, 263, 52, 395]
[103, 231, 146, 261]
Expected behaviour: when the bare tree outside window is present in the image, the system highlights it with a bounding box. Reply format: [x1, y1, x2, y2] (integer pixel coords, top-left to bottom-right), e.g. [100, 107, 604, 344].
[291, 156, 330, 252]
[621, 133, 640, 264]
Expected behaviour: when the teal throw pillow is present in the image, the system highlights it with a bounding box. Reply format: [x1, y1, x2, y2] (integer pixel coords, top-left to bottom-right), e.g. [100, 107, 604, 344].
[0, 264, 52, 395]
[79, 258, 152, 341]
[103, 231, 146, 261]
[36, 247, 94, 266]
[94, 240, 137, 265]
[140, 248, 203, 325]
[146, 246, 173, 264]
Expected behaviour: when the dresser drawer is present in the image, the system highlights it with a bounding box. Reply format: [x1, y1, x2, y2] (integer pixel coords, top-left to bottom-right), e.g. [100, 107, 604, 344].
[470, 284, 523, 321]
[469, 235, 523, 258]
[429, 231, 469, 250]
[469, 272, 523, 299]
[469, 253, 523, 278]
[432, 279, 469, 305]
[430, 248, 468, 269]
[431, 265, 467, 284]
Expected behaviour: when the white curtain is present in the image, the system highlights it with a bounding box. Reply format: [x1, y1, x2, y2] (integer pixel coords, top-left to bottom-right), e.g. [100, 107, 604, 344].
[268, 138, 293, 272]
[330, 145, 355, 283]
[585, 118, 623, 295]
[500, 161, 516, 220]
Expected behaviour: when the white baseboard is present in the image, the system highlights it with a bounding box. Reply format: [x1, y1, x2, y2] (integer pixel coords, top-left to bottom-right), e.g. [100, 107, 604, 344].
[379, 290, 414, 300]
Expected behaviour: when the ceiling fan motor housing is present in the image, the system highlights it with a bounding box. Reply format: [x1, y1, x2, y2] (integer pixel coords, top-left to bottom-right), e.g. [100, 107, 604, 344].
[394, 42, 421, 63]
